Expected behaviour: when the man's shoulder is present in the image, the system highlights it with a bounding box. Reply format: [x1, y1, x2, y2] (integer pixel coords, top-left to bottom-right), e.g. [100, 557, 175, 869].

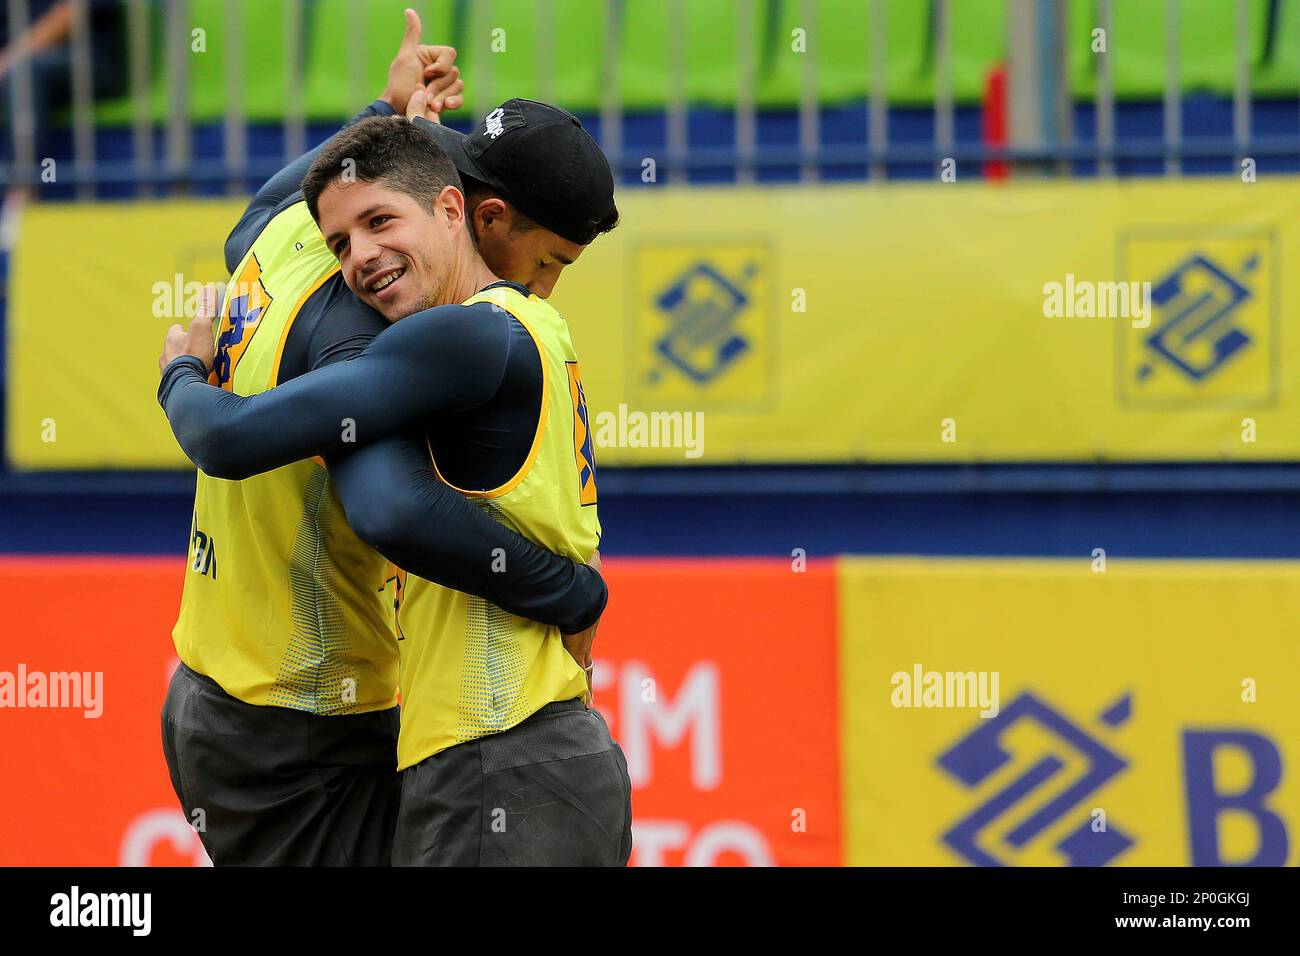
[289, 275, 386, 375]
[397, 298, 515, 335]
[224, 192, 312, 274]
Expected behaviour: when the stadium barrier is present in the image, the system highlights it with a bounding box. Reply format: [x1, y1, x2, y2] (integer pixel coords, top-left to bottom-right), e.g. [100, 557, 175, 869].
[8, 176, 1300, 469]
[839, 557, 1300, 867]
[1, 555, 1295, 867]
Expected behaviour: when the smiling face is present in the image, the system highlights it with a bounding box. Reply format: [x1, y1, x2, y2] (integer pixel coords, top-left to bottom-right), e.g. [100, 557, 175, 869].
[318, 178, 462, 322]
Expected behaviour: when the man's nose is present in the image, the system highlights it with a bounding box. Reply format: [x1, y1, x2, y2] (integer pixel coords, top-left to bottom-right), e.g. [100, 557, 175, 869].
[352, 234, 384, 272]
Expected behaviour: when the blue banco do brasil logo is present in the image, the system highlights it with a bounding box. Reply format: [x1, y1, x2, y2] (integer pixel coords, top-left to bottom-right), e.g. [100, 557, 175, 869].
[650, 260, 759, 387]
[937, 691, 1291, 866]
[1136, 252, 1257, 386]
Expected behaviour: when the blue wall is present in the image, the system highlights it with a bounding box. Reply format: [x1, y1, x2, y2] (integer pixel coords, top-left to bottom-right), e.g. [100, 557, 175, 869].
[2, 466, 1298, 558]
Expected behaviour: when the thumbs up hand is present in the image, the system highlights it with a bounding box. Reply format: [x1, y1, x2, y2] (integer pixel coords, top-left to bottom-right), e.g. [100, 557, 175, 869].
[380, 8, 462, 117]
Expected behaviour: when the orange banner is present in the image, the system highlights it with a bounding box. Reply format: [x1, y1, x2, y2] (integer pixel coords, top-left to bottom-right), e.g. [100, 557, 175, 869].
[0, 557, 203, 866]
[0, 556, 841, 867]
[591, 558, 842, 866]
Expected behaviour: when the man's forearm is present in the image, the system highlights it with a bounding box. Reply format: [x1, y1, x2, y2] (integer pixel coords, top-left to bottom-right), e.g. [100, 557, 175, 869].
[2, 1, 71, 65]
[158, 355, 394, 479]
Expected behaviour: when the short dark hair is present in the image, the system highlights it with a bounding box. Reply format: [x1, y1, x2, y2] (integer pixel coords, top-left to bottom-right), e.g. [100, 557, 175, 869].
[302, 116, 464, 223]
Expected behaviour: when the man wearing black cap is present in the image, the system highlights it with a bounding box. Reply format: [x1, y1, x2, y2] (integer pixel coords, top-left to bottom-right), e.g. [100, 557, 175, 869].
[411, 98, 618, 298]
[158, 100, 631, 864]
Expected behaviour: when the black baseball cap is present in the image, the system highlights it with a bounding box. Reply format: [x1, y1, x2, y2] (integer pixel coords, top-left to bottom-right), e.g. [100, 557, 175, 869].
[413, 99, 617, 246]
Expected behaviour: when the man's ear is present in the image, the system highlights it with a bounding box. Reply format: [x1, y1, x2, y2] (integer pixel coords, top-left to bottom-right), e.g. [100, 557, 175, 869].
[472, 196, 508, 233]
[438, 184, 468, 229]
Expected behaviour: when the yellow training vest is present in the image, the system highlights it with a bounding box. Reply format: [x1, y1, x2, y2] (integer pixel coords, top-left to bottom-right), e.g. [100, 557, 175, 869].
[393, 284, 602, 769]
[170, 201, 398, 715]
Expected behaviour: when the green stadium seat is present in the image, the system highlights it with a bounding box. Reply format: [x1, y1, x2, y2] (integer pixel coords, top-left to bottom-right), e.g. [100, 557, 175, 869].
[1069, 0, 1272, 101]
[1252, 0, 1300, 96]
[953, 1, 1007, 101]
[88, 0, 1295, 131]
[94, 0, 291, 125]
[615, 0, 761, 111]
[1067, 0, 1097, 99]
[756, 0, 929, 110]
[759, 0, 860, 109]
[452, 0, 607, 116]
[1103, 0, 1265, 100]
[918, 0, 1006, 104]
[303, 0, 456, 122]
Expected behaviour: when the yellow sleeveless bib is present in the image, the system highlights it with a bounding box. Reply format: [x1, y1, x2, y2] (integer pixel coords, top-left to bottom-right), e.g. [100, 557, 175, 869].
[393, 284, 602, 769]
[171, 201, 398, 715]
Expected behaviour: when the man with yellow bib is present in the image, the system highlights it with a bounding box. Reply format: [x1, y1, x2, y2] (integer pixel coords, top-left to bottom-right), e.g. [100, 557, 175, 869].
[159, 106, 629, 864]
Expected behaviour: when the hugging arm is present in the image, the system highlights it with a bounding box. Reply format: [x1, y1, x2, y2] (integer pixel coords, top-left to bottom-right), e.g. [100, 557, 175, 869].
[327, 434, 605, 633]
[158, 302, 510, 480]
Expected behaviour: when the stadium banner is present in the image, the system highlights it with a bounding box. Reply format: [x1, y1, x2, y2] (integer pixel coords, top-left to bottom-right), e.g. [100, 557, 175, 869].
[9, 178, 1300, 469]
[0, 557, 206, 866]
[0, 557, 841, 867]
[8, 199, 240, 469]
[593, 558, 841, 866]
[838, 557, 1300, 867]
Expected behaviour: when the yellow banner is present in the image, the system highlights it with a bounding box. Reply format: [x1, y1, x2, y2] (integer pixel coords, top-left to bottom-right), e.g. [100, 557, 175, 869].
[10, 178, 1300, 467]
[7, 199, 241, 468]
[838, 558, 1300, 866]
[556, 177, 1299, 464]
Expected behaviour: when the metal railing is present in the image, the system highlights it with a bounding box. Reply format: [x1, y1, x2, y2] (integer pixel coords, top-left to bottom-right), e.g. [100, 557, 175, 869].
[0, 0, 1295, 192]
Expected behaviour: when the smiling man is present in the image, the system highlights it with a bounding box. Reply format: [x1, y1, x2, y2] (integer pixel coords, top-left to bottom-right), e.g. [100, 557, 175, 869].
[158, 112, 630, 865]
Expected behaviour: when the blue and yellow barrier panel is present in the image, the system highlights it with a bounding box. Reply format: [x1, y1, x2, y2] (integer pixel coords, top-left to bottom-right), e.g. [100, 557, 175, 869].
[9, 179, 1300, 467]
[839, 558, 1300, 866]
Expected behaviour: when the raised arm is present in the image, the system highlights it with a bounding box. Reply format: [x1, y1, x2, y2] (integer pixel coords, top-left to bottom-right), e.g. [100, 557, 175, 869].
[224, 9, 463, 270]
[223, 99, 396, 272]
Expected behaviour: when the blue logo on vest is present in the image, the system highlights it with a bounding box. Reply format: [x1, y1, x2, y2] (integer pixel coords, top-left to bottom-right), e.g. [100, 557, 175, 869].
[212, 253, 274, 389]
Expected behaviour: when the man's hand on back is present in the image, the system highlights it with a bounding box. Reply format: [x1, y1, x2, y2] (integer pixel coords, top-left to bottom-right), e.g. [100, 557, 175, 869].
[562, 549, 602, 708]
[380, 8, 463, 116]
[160, 285, 219, 376]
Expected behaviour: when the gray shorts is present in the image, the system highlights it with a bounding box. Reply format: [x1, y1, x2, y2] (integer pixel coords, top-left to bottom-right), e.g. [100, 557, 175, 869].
[161, 663, 401, 866]
[393, 699, 633, 866]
